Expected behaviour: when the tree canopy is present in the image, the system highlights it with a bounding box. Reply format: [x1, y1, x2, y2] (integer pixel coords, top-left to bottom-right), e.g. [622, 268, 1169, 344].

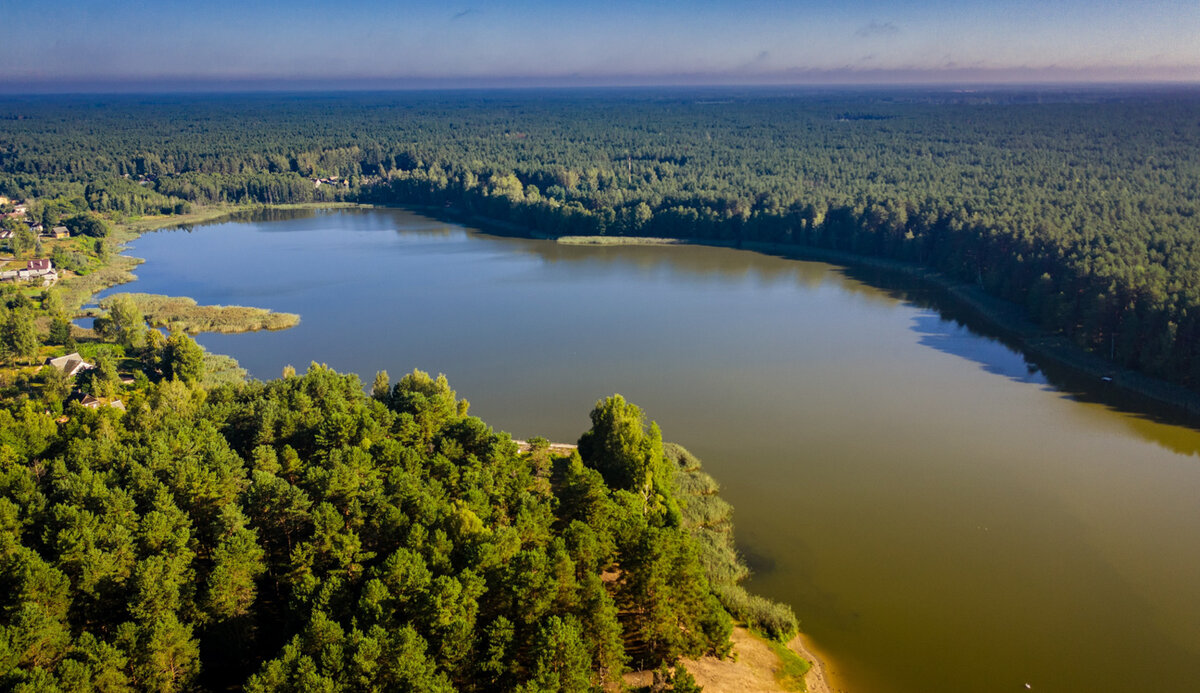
[0, 365, 768, 690]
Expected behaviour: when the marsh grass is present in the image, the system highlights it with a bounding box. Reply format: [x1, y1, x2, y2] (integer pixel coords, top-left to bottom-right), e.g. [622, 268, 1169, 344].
[203, 352, 249, 387]
[99, 293, 299, 334]
[57, 252, 141, 312]
[667, 442, 800, 642]
[556, 235, 689, 246]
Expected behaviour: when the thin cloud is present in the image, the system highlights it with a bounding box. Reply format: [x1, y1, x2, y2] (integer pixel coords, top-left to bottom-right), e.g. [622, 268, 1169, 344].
[855, 21, 900, 39]
[730, 51, 774, 74]
[451, 8, 476, 21]
[739, 50, 771, 70]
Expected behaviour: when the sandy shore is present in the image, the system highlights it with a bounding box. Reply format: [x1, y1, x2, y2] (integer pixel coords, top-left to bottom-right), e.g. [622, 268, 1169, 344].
[786, 630, 842, 693]
[624, 626, 839, 693]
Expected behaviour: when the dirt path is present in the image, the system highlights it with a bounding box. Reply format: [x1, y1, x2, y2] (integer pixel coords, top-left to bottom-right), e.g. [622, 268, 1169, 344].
[513, 439, 578, 455]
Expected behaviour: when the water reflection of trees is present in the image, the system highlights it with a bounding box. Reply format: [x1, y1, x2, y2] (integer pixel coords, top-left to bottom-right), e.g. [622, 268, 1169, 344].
[471, 215, 1200, 454]
[850, 264, 1200, 455]
[483, 231, 910, 310]
[165, 206, 458, 238]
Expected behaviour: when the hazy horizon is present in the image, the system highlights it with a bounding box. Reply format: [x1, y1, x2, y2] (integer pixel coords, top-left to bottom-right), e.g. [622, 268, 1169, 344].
[4, 1, 1198, 93]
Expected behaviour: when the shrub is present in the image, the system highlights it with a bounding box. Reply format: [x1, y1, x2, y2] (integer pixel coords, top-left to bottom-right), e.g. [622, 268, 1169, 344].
[714, 583, 798, 642]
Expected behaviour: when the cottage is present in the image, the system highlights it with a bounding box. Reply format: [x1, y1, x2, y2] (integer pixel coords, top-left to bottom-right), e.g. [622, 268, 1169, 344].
[47, 352, 94, 377]
[79, 394, 101, 409]
[45, 226, 68, 239]
[0, 229, 12, 240]
[1, 259, 57, 285]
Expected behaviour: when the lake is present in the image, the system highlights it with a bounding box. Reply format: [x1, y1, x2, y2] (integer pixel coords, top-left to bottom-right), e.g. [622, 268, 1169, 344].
[97, 207, 1200, 692]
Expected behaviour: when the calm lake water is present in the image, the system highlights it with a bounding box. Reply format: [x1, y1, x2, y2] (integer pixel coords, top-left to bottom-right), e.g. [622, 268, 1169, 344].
[99, 208, 1200, 693]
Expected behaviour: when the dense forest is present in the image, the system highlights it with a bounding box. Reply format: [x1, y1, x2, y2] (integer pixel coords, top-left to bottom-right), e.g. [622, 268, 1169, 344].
[1, 351, 798, 690]
[3, 87, 1200, 390]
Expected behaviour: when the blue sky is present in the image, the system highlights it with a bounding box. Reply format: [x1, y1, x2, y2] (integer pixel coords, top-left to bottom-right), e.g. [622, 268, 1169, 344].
[2, 0, 1198, 90]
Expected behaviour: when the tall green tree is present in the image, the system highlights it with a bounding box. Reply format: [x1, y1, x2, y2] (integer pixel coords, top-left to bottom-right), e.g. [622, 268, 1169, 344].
[1, 308, 39, 365]
[97, 294, 146, 350]
[64, 212, 111, 238]
[524, 616, 592, 693]
[162, 332, 204, 383]
[577, 395, 676, 521]
[10, 227, 35, 259]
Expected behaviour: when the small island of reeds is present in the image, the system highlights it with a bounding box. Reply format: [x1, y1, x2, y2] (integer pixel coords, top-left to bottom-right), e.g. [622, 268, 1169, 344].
[556, 235, 694, 246]
[98, 292, 300, 334]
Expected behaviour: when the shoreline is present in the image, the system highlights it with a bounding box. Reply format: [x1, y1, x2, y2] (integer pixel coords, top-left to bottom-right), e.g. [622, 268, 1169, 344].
[643, 626, 837, 693]
[398, 203, 1200, 427]
[743, 241, 1200, 425]
[787, 630, 839, 693]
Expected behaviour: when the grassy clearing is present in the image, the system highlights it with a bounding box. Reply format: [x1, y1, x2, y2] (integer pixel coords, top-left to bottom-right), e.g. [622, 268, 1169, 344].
[556, 235, 689, 246]
[98, 293, 300, 334]
[762, 633, 812, 692]
[253, 202, 363, 211]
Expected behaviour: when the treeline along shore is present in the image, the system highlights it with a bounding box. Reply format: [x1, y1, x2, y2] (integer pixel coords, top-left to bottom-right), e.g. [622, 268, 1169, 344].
[4, 88, 1200, 403]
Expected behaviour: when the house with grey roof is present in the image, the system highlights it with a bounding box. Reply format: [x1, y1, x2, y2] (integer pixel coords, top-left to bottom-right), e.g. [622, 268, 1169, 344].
[47, 352, 94, 377]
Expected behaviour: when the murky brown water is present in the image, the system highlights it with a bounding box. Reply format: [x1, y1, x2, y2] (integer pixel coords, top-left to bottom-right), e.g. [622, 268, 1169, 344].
[103, 208, 1200, 692]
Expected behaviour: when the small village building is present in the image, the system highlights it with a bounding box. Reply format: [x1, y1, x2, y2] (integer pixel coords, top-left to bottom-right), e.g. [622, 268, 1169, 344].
[47, 352, 94, 377]
[50, 226, 69, 238]
[79, 394, 101, 409]
[1, 258, 57, 285]
[0, 258, 58, 286]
